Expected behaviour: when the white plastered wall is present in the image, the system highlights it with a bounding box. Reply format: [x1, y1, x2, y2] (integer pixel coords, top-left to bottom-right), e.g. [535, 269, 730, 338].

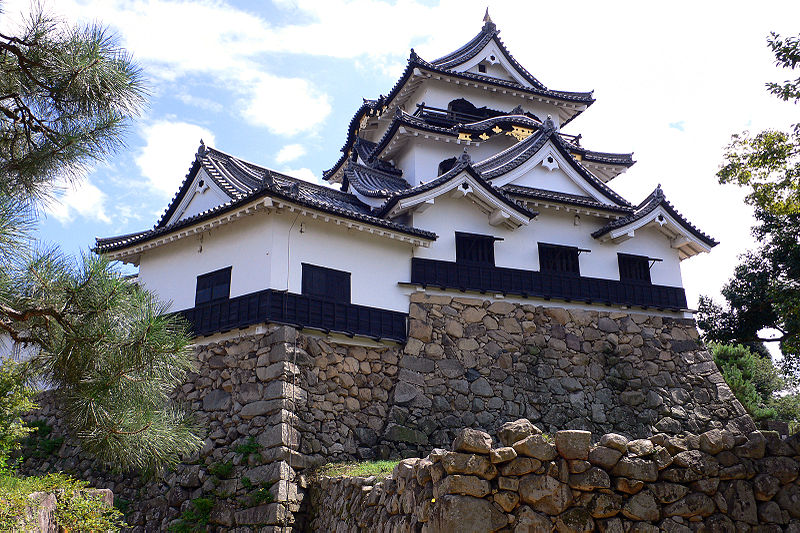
[137, 209, 415, 313]
[411, 196, 683, 287]
[137, 212, 275, 311]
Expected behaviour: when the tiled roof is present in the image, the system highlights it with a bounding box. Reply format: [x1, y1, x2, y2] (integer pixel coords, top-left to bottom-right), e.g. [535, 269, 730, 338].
[502, 185, 634, 214]
[431, 19, 548, 91]
[376, 152, 537, 220]
[559, 135, 635, 167]
[324, 35, 595, 181]
[591, 186, 718, 246]
[344, 162, 411, 198]
[97, 146, 437, 253]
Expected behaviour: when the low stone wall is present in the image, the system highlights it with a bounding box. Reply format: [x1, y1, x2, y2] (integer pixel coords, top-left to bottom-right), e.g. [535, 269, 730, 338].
[308, 422, 800, 532]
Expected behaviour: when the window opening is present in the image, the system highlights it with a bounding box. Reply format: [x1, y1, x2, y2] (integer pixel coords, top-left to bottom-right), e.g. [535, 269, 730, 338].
[195, 267, 231, 305]
[478, 64, 486, 73]
[302, 263, 351, 303]
[538, 243, 580, 275]
[438, 157, 457, 176]
[618, 254, 660, 284]
[456, 232, 500, 265]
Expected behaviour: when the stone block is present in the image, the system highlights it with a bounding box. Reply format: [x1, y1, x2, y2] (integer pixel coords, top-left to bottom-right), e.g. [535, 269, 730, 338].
[555, 430, 592, 460]
[202, 389, 231, 411]
[452, 428, 493, 454]
[429, 495, 506, 533]
[257, 423, 299, 449]
[234, 502, 289, 526]
[499, 418, 540, 447]
[514, 434, 557, 461]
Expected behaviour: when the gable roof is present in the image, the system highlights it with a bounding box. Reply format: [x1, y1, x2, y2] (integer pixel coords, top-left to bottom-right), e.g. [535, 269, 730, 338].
[431, 17, 547, 90]
[502, 184, 634, 215]
[591, 186, 718, 254]
[473, 120, 632, 208]
[324, 21, 595, 182]
[376, 151, 537, 224]
[97, 145, 437, 255]
[344, 162, 410, 198]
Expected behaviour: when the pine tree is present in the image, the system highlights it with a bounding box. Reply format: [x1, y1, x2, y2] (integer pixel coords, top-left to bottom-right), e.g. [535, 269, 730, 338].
[0, 4, 201, 473]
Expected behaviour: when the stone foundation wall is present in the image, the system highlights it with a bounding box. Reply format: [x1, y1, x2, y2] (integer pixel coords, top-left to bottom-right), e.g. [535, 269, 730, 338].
[308, 423, 800, 532]
[296, 296, 751, 463]
[20, 299, 753, 531]
[22, 327, 305, 532]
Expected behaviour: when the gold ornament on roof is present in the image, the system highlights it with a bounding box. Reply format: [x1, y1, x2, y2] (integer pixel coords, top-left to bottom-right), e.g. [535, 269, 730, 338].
[506, 126, 533, 141]
[479, 133, 490, 141]
[359, 115, 370, 130]
[492, 125, 503, 134]
[458, 132, 472, 142]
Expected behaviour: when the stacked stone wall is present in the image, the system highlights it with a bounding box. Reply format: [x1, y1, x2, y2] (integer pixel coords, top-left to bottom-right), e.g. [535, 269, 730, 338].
[296, 295, 751, 463]
[22, 327, 305, 532]
[20, 298, 755, 531]
[309, 423, 800, 532]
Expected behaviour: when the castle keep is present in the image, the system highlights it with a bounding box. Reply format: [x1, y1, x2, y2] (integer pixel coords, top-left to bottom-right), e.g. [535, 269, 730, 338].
[23, 14, 797, 533]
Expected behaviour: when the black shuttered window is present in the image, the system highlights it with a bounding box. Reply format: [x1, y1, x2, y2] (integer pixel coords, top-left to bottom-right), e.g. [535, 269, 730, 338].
[618, 254, 652, 284]
[538, 243, 580, 275]
[302, 264, 351, 303]
[455, 232, 496, 265]
[195, 267, 232, 305]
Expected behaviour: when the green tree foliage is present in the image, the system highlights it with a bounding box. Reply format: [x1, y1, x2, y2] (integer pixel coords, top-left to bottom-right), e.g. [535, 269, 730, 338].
[717, 33, 800, 216]
[0, 360, 37, 473]
[699, 33, 800, 376]
[0, 5, 201, 472]
[711, 343, 799, 429]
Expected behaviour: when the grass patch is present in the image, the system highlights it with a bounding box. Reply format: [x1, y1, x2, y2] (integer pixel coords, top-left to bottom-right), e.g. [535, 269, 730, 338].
[313, 460, 401, 480]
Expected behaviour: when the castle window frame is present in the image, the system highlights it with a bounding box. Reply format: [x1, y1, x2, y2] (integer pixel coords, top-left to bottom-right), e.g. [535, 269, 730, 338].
[618, 253, 653, 284]
[538, 243, 580, 276]
[302, 263, 351, 304]
[455, 232, 498, 266]
[195, 266, 232, 306]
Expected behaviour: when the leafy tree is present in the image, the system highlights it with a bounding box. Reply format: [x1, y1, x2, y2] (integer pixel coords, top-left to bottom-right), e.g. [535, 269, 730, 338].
[699, 32, 800, 376]
[0, 5, 201, 472]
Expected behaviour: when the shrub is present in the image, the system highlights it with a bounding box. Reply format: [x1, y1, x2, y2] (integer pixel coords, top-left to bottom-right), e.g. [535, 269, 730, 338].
[0, 472, 124, 531]
[712, 343, 800, 431]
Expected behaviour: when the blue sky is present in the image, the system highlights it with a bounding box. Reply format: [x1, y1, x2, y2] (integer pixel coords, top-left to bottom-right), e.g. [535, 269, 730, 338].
[2, 0, 800, 310]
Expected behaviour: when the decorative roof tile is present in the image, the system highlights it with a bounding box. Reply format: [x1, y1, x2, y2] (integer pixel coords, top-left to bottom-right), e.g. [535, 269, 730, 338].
[591, 186, 718, 246]
[345, 162, 411, 198]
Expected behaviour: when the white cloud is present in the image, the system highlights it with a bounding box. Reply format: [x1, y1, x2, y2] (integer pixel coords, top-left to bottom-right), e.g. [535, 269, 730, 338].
[45, 179, 111, 225]
[279, 167, 319, 185]
[136, 121, 216, 196]
[175, 91, 224, 113]
[238, 73, 330, 135]
[275, 144, 307, 164]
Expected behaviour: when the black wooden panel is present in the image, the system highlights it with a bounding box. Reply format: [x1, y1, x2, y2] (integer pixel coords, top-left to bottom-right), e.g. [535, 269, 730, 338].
[411, 258, 687, 310]
[178, 289, 406, 341]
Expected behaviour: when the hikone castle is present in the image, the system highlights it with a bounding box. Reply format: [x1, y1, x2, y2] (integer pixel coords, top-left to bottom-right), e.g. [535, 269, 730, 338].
[24, 13, 800, 533]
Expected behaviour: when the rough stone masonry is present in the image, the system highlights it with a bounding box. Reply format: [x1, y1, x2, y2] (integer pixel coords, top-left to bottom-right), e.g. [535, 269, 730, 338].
[309, 423, 800, 532]
[21, 297, 756, 531]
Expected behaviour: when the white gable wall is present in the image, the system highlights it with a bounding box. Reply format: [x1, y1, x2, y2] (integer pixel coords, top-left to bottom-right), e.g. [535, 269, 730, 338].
[167, 169, 232, 225]
[411, 196, 683, 287]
